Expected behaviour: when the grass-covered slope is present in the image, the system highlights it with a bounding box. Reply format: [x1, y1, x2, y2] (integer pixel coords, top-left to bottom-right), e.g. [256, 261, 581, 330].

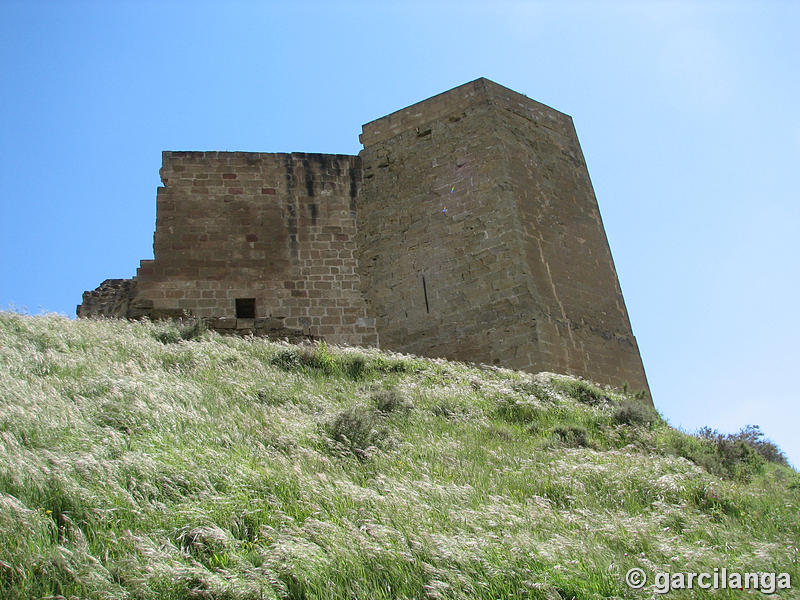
[0, 312, 797, 599]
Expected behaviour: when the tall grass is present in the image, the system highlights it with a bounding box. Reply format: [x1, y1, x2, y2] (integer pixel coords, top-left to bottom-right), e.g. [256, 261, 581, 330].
[0, 312, 798, 599]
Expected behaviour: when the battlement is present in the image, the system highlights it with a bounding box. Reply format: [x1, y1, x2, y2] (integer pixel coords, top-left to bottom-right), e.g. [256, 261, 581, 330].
[78, 79, 651, 399]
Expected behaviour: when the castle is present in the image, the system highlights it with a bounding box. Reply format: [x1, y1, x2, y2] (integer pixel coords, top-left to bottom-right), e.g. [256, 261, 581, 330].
[78, 78, 651, 399]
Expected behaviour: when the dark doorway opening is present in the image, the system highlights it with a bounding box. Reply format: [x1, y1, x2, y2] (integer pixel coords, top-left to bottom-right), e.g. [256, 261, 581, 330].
[235, 298, 256, 319]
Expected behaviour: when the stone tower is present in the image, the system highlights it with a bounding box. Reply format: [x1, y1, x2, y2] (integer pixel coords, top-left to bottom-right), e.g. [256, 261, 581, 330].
[78, 78, 650, 399]
[356, 79, 649, 396]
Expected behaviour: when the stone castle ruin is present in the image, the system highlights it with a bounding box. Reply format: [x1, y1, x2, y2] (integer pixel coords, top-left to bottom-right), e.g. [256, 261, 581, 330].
[78, 78, 651, 398]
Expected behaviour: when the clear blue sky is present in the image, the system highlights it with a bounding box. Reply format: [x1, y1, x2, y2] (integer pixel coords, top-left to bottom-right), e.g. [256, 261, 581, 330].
[1, 1, 798, 466]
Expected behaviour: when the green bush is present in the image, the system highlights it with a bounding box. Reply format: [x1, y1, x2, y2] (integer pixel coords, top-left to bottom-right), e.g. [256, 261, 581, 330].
[664, 425, 785, 481]
[554, 379, 608, 406]
[324, 405, 386, 458]
[551, 425, 590, 448]
[270, 343, 334, 374]
[269, 347, 308, 371]
[495, 397, 540, 424]
[726, 424, 789, 466]
[371, 389, 413, 414]
[690, 425, 788, 480]
[664, 433, 725, 477]
[612, 399, 660, 427]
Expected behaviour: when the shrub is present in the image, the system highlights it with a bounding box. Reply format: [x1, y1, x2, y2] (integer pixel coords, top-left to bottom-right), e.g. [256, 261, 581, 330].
[727, 424, 789, 466]
[324, 405, 386, 458]
[613, 399, 660, 427]
[665, 433, 726, 478]
[495, 397, 540, 424]
[154, 327, 181, 345]
[689, 425, 787, 479]
[665, 425, 785, 481]
[554, 379, 608, 406]
[270, 348, 307, 371]
[371, 389, 413, 413]
[551, 425, 590, 448]
[270, 343, 331, 374]
[345, 356, 367, 380]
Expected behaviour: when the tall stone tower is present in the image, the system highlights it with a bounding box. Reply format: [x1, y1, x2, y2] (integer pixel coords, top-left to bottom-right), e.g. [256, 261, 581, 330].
[356, 78, 649, 396]
[78, 78, 650, 399]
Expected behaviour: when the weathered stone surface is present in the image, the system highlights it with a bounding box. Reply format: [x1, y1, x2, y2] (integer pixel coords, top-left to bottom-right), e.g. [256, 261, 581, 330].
[214, 317, 237, 329]
[77, 279, 137, 318]
[78, 78, 651, 400]
[357, 79, 649, 398]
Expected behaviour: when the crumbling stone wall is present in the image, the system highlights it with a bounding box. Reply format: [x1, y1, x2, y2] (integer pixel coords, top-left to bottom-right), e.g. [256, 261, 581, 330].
[78, 78, 650, 398]
[77, 279, 138, 318]
[130, 151, 377, 346]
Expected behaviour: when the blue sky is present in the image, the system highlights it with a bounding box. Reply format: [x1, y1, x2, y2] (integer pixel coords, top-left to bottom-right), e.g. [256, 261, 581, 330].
[1, 1, 798, 466]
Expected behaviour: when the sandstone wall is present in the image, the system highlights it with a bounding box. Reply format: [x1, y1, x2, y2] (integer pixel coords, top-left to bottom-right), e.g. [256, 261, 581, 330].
[357, 81, 540, 368]
[132, 152, 377, 346]
[77, 78, 650, 399]
[486, 82, 649, 394]
[358, 78, 650, 397]
[77, 279, 138, 318]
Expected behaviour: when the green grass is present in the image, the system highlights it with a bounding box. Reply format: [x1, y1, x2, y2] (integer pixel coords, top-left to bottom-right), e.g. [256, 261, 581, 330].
[1, 312, 798, 599]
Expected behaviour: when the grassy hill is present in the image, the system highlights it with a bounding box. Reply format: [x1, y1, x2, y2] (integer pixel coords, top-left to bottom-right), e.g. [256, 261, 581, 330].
[0, 312, 797, 599]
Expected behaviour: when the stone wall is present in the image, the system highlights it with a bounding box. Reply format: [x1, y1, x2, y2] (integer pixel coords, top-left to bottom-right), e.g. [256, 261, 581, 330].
[357, 80, 537, 369]
[77, 279, 138, 318]
[357, 78, 649, 396]
[78, 78, 650, 399]
[486, 83, 648, 393]
[131, 151, 377, 347]
[488, 82, 649, 393]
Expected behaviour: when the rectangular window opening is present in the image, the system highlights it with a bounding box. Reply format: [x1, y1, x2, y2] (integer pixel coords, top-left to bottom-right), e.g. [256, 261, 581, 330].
[235, 298, 256, 319]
